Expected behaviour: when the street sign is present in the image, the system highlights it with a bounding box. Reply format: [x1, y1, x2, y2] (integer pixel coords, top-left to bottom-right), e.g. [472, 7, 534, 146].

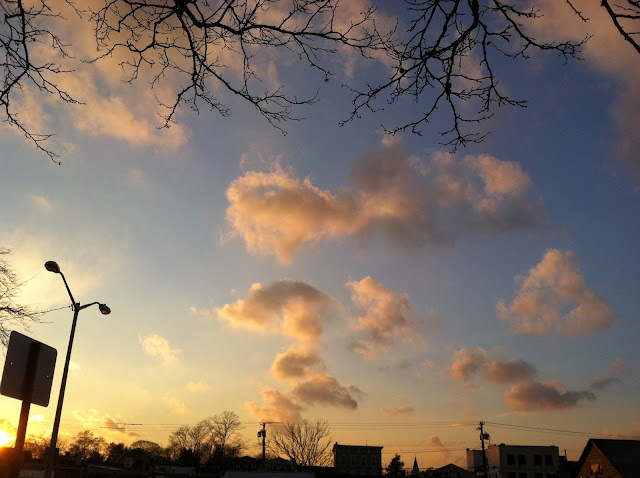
[1, 331, 57, 407]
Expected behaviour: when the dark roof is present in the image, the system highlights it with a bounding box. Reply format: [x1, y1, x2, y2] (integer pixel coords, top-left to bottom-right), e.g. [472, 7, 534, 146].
[576, 439, 640, 478]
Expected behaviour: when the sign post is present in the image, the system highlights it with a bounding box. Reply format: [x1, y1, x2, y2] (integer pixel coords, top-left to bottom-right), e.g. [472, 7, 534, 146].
[1, 332, 57, 478]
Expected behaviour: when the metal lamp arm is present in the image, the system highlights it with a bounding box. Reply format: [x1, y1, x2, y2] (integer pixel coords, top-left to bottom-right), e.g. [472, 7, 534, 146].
[58, 272, 76, 306]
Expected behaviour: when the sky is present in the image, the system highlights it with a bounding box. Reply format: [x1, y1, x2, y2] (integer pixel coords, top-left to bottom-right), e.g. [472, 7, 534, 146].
[0, 0, 639, 470]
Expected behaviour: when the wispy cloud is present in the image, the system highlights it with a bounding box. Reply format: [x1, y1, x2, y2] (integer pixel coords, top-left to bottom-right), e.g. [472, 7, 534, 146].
[225, 139, 544, 263]
[381, 405, 415, 417]
[187, 381, 212, 392]
[589, 358, 625, 391]
[139, 334, 181, 365]
[498, 249, 615, 336]
[166, 396, 188, 415]
[346, 276, 421, 359]
[27, 195, 52, 213]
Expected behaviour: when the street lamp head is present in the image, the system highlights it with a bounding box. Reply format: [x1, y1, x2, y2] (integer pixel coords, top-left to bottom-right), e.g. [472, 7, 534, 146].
[44, 261, 61, 274]
[98, 303, 111, 315]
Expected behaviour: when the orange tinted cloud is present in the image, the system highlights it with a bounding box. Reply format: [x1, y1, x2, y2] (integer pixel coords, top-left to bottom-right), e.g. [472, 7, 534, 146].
[498, 249, 615, 336]
[216, 280, 336, 342]
[271, 345, 325, 381]
[246, 388, 304, 423]
[225, 140, 543, 263]
[589, 358, 625, 391]
[504, 380, 595, 411]
[381, 405, 415, 417]
[291, 372, 362, 410]
[448, 347, 488, 383]
[482, 358, 538, 384]
[139, 334, 180, 365]
[346, 276, 420, 359]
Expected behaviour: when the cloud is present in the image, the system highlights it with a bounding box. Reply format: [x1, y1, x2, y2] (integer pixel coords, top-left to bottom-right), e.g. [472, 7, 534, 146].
[271, 345, 325, 381]
[449, 348, 538, 385]
[225, 140, 543, 263]
[27, 195, 52, 213]
[70, 410, 139, 440]
[187, 381, 212, 392]
[482, 358, 538, 384]
[528, 1, 640, 181]
[504, 380, 595, 411]
[216, 280, 336, 343]
[425, 436, 451, 467]
[448, 347, 489, 383]
[166, 396, 188, 415]
[589, 358, 625, 391]
[381, 405, 415, 417]
[246, 388, 304, 423]
[139, 334, 181, 365]
[498, 249, 615, 336]
[291, 372, 362, 410]
[346, 276, 420, 359]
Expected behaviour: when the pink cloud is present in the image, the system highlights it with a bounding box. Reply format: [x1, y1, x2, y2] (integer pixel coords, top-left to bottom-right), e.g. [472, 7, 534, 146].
[498, 249, 615, 336]
[448, 347, 488, 383]
[216, 280, 336, 342]
[346, 276, 420, 359]
[225, 140, 543, 263]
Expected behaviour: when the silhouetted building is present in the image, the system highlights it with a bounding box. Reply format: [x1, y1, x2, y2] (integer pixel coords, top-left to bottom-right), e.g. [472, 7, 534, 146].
[574, 439, 640, 478]
[333, 443, 383, 476]
[412, 457, 420, 475]
[466, 443, 560, 478]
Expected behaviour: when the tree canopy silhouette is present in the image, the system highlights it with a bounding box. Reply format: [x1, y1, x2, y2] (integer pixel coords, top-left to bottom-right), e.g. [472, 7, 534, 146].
[1, 0, 638, 159]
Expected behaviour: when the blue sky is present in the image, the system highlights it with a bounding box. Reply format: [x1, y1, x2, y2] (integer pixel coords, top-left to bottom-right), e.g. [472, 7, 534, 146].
[0, 0, 639, 469]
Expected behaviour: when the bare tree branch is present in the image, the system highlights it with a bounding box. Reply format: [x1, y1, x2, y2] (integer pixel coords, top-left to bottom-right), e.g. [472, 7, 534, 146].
[89, 0, 389, 134]
[0, 248, 47, 348]
[342, 0, 590, 149]
[0, 0, 82, 162]
[267, 419, 332, 468]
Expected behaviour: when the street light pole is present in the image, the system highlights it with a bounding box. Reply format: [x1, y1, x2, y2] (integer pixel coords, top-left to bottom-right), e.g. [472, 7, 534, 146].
[43, 261, 110, 478]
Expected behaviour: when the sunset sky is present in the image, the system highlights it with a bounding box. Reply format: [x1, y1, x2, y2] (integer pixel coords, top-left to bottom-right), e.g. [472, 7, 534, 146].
[0, 0, 639, 470]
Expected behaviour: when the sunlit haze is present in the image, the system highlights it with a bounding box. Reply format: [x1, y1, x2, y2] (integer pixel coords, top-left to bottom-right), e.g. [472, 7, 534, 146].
[0, 0, 639, 470]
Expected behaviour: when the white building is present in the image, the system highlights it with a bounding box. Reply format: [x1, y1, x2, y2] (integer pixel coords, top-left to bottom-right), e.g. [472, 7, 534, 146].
[466, 444, 560, 478]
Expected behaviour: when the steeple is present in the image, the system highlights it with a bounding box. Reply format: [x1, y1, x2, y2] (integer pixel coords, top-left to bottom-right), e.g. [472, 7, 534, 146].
[411, 457, 419, 475]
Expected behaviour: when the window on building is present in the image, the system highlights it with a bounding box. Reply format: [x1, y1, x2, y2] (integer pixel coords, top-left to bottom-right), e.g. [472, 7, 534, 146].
[362, 456, 366, 466]
[518, 473, 527, 478]
[544, 455, 553, 466]
[342, 456, 347, 466]
[508, 473, 516, 478]
[507, 454, 515, 465]
[351, 455, 356, 466]
[534, 455, 542, 465]
[518, 454, 526, 465]
[535, 473, 543, 478]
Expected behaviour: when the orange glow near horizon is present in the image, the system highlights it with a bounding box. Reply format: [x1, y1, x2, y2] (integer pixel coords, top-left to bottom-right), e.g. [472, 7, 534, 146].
[0, 429, 14, 447]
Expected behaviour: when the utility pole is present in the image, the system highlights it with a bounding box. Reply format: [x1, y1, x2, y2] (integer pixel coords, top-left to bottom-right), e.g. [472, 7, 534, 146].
[478, 421, 489, 478]
[258, 423, 267, 468]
